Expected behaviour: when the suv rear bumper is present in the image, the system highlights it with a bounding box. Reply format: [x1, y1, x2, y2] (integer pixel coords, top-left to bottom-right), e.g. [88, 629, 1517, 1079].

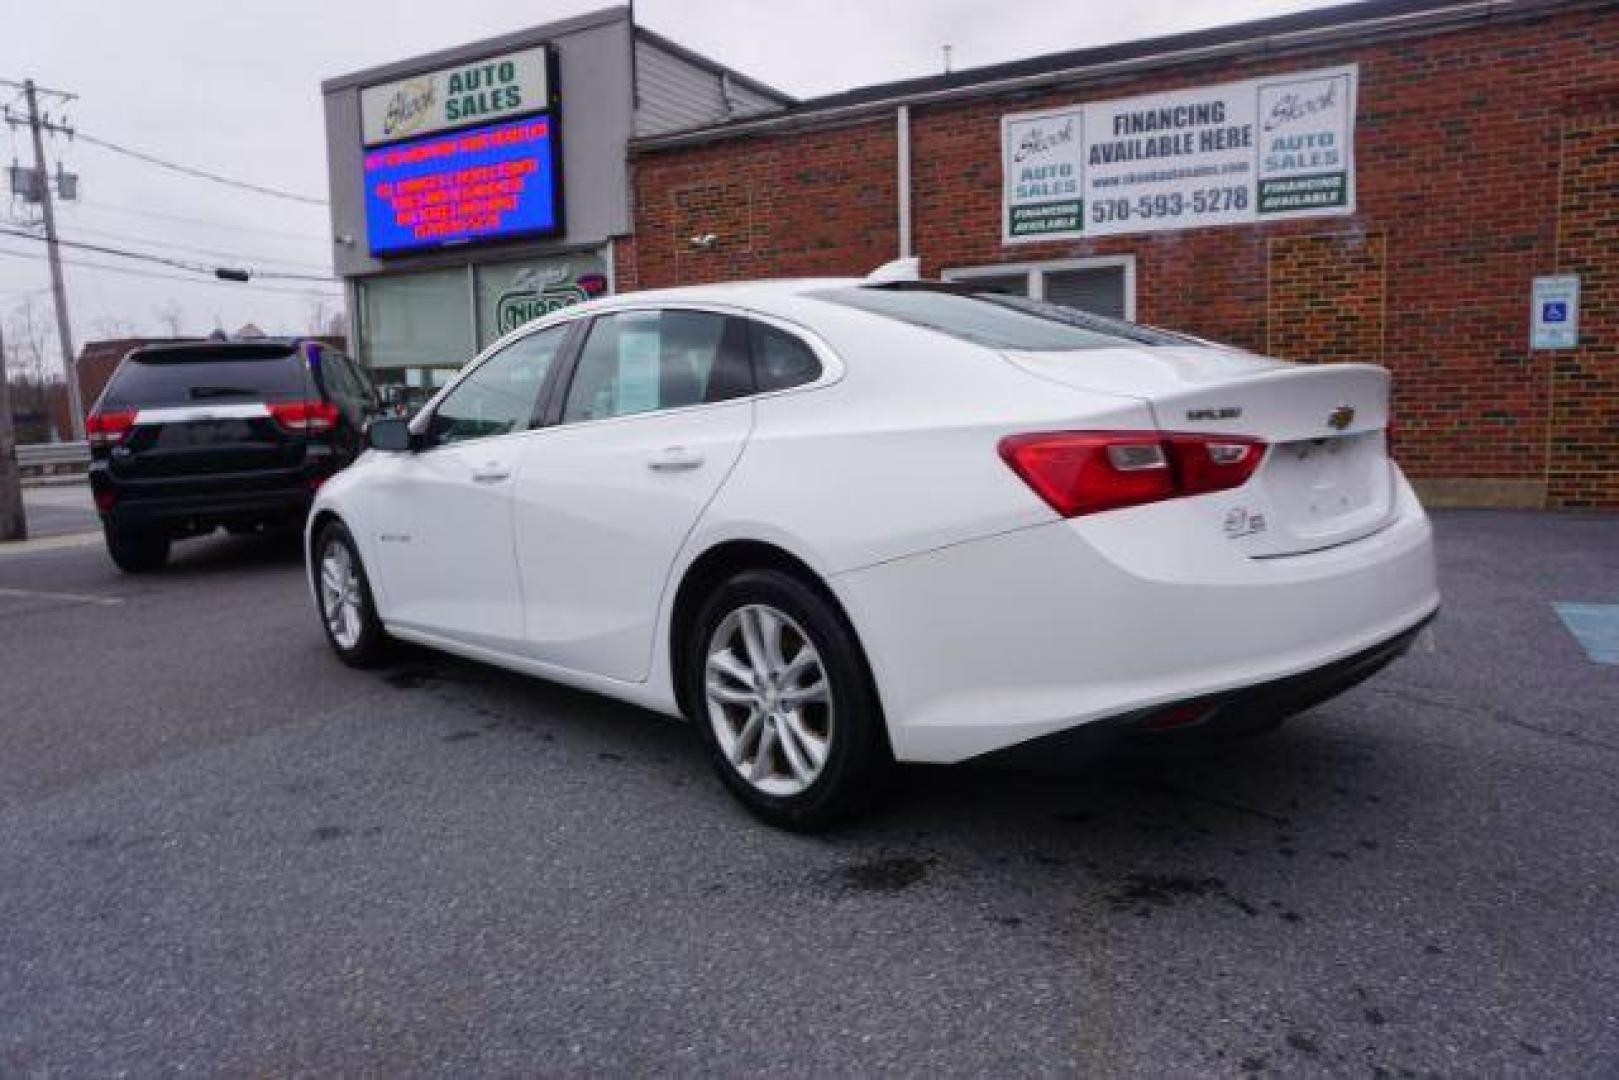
[91, 462, 320, 535]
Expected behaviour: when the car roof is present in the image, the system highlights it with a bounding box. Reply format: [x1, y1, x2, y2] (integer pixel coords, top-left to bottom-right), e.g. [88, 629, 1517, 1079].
[583, 278, 864, 317]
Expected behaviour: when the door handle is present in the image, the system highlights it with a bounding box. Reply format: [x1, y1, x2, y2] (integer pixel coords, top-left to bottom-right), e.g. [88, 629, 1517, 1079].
[471, 463, 511, 483]
[647, 446, 704, 472]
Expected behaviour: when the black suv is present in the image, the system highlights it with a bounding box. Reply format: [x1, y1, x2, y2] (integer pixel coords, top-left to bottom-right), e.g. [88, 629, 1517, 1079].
[87, 339, 378, 572]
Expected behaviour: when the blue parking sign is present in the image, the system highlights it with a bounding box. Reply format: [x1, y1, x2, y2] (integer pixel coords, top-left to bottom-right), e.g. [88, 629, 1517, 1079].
[1531, 275, 1579, 349]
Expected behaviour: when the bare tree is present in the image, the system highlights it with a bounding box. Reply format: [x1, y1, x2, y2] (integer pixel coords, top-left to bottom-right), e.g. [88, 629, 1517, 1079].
[92, 316, 137, 339]
[5, 296, 57, 442]
[303, 298, 347, 343]
[6, 296, 53, 385]
[155, 299, 185, 338]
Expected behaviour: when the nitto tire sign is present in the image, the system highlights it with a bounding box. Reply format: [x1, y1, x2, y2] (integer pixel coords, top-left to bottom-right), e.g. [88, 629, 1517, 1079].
[1001, 65, 1356, 243]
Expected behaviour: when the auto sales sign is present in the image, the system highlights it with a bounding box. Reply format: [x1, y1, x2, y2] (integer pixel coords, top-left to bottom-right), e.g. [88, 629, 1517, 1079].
[361, 46, 554, 147]
[1001, 64, 1357, 243]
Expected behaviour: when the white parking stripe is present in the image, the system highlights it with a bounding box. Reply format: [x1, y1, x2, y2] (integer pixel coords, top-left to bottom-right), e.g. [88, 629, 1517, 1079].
[0, 585, 123, 606]
[0, 532, 104, 558]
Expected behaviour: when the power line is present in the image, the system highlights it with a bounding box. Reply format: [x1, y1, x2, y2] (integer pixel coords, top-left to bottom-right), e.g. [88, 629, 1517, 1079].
[0, 226, 338, 282]
[0, 76, 74, 101]
[56, 221, 331, 273]
[73, 131, 328, 207]
[0, 246, 341, 298]
[73, 198, 330, 243]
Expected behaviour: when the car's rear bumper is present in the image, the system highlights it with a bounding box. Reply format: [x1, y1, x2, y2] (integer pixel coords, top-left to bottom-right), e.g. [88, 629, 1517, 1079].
[92, 464, 318, 534]
[833, 470, 1440, 763]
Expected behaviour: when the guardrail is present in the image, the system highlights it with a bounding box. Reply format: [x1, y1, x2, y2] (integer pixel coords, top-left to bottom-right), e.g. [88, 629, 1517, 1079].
[15, 441, 90, 480]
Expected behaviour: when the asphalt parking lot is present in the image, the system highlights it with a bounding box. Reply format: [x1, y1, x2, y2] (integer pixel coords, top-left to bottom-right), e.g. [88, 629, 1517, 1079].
[1, 500, 1616, 1076]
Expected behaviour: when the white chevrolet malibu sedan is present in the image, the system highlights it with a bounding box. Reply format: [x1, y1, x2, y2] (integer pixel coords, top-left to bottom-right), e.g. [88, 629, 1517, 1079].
[308, 271, 1439, 829]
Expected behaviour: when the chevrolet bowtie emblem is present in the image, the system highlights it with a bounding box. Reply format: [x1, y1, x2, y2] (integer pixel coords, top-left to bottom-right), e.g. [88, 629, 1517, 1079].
[1327, 405, 1356, 431]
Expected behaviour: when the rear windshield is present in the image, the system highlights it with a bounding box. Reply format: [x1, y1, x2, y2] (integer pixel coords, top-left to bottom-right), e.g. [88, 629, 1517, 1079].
[813, 284, 1190, 350]
[99, 346, 311, 409]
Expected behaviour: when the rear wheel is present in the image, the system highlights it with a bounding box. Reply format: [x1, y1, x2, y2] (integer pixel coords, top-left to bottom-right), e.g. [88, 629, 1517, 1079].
[688, 569, 890, 831]
[104, 525, 170, 573]
[314, 521, 392, 668]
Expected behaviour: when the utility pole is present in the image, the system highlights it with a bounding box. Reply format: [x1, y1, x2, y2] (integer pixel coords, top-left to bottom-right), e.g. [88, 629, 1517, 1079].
[22, 79, 84, 440]
[0, 318, 26, 541]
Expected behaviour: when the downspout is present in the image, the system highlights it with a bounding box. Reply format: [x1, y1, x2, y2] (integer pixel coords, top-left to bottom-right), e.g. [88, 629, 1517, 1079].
[896, 104, 913, 259]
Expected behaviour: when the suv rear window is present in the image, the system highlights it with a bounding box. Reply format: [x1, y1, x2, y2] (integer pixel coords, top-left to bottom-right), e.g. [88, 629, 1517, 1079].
[99, 346, 313, 410]
[813, 284, 1189, 350]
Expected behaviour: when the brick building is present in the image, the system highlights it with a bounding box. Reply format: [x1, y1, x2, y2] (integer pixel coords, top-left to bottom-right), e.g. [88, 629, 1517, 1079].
[622, 0, 1619, 509]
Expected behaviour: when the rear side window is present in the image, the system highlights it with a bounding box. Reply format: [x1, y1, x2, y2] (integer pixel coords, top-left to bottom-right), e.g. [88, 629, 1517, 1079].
[748, 322, 822, 392]
[813, 285, 1187, 350]
[99, 346, 311, 410]
[315, 350, 376, 413]
[561, 310, 751, 424]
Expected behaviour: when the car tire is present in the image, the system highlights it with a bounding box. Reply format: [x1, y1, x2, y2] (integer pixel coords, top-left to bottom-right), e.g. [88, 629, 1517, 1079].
[104, 526, 170, 573]
[688, 569, 891, 831]
[313, 520, 393, 668]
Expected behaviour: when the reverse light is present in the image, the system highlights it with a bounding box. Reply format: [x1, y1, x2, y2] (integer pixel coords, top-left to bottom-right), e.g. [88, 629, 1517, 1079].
[999, 431, 1266, 517]
[85, 409, 137, 449]
[269, 400, 340, 434]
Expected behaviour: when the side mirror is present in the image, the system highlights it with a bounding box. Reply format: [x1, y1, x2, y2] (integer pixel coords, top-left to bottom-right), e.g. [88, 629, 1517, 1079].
[366, 416, 416, 453]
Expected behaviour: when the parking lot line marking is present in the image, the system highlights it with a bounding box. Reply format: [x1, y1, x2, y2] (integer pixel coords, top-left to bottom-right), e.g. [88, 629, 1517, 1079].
[0, 531, 103, 558]
[1553, 603, 1619, 665]
[0, 585, 123, 607]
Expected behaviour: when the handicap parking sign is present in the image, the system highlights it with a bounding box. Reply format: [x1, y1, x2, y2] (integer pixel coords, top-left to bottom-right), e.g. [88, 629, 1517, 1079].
[1531, 275, 1579, 349]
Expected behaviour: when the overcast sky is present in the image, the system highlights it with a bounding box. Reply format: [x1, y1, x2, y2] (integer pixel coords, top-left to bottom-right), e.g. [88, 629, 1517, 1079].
[1, 0, 1339, 373]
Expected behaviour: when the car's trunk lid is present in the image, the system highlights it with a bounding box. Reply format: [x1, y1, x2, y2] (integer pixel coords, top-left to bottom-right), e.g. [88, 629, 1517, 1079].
[1002, 346, 1396, 556]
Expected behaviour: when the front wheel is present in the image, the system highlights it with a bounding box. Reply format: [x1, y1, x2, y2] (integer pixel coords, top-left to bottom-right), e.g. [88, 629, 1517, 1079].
[313, 521, 393, 668]
[689, 569, 891, 831]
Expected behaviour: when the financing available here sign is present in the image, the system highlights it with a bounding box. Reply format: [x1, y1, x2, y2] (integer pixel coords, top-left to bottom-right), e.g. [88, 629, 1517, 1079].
[1002, 64, 1357, 243]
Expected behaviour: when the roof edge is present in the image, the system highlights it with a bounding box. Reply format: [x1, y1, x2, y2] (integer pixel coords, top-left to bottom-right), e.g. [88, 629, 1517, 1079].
[631, 0, 1614, 151]
[634, 25, 797, 106]
[321, 5, 629, 93]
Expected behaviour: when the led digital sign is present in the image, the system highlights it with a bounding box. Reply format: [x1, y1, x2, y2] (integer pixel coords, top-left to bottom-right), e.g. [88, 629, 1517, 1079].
[363, 114, 562, 256]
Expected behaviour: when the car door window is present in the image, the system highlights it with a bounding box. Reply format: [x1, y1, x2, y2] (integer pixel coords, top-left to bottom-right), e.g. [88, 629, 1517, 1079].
[748, 321, 822, 391]
[332, 353, 377, 412]
[428, 325, 569, 446]
[316, 350, 362, 415]
[561, 310, 750, 424]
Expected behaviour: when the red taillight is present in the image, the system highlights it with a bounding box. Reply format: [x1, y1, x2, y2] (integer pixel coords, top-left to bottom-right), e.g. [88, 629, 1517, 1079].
[85, 409, 137, 449]
[269, 400, 339, 434]
[93, 488, 117, 511]
[998, 431, 1266, 518]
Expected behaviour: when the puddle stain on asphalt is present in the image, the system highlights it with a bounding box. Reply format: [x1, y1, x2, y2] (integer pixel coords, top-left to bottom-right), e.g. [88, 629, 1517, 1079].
[839, 856, 933, 892]
[384, 668, 437, 690]
[1107, 872, 1262, 918]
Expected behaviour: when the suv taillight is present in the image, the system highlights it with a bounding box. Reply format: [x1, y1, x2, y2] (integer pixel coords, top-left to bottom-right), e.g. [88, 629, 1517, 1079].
[269, 400, 339, 434]
[999, 431, 1266, 517]
[86, 409, 137, 448]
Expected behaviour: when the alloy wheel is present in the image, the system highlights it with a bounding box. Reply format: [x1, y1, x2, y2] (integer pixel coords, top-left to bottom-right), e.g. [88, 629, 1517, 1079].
[705, 603, 834, 797]
[319, 541, 365, 651]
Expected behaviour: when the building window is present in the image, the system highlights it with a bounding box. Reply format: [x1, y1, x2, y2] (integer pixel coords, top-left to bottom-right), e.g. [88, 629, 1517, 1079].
[942, 256, 1135, 320]
[358, 266, 474, 375]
